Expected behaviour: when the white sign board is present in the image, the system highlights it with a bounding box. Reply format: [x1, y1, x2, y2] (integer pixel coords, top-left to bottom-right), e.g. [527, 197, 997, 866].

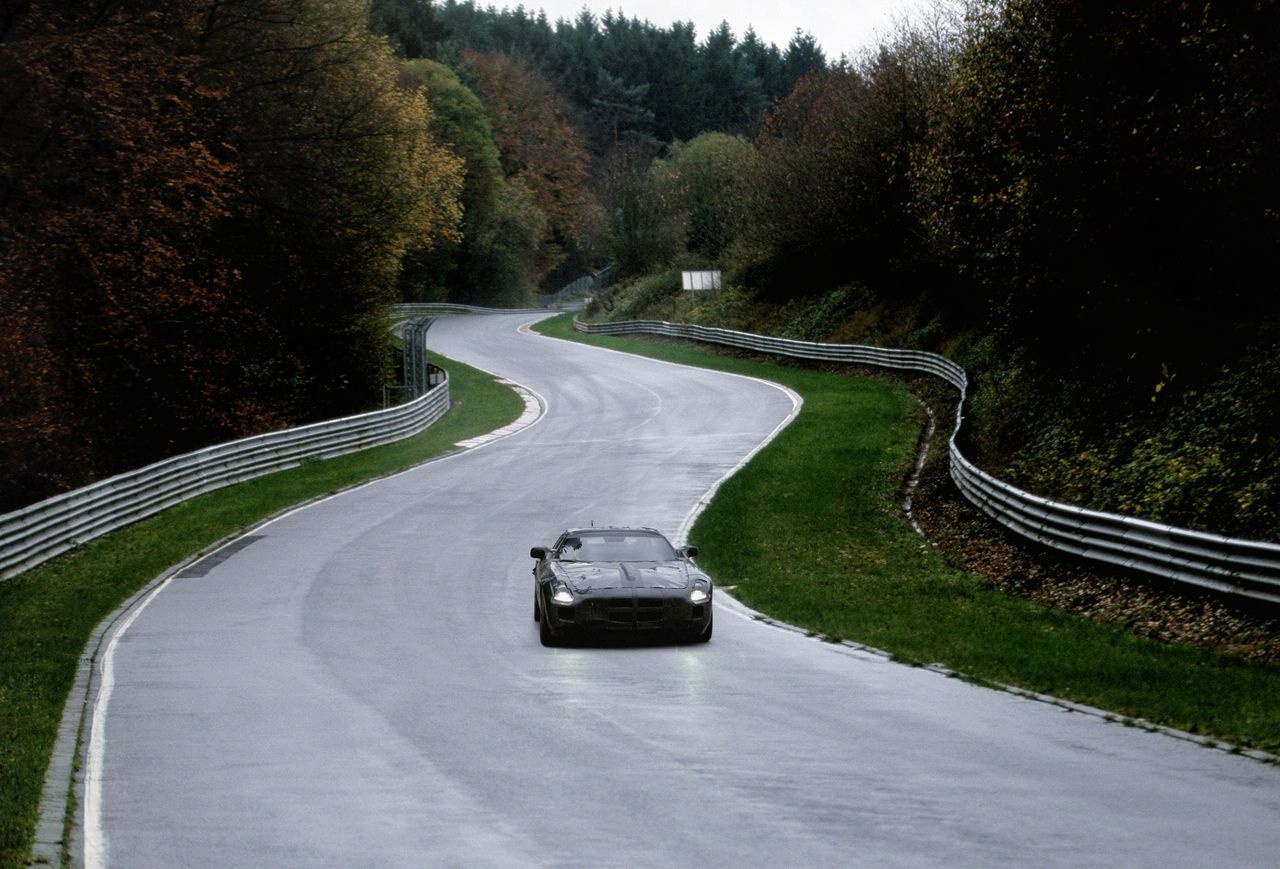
[681, 270, 722, 291]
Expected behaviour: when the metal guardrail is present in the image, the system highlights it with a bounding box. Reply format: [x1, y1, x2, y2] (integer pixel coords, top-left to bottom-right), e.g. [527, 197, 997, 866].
[573, 317, 1280, 605]
[394, 302, 545, 317]
[0, 304, 552, 579]
[0, 373, 451, 580]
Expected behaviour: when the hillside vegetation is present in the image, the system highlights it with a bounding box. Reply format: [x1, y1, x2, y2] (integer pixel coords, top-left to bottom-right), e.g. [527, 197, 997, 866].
[586, 272, 1280, 544]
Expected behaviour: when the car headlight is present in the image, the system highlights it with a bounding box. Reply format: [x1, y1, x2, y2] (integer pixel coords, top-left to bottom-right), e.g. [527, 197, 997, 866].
[551, 582, 575, 605]
[690, 582, 710, 604]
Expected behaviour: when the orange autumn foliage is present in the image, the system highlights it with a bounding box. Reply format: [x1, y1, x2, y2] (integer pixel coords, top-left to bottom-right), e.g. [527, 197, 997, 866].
[462, 50, 592, 281]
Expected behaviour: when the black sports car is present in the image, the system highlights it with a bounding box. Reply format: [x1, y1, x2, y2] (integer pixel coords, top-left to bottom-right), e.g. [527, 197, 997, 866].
[531, 527, 713, 646]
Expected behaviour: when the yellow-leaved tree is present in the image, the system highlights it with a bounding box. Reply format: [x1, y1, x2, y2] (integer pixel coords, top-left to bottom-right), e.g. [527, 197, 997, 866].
[199, 0, 464, 421]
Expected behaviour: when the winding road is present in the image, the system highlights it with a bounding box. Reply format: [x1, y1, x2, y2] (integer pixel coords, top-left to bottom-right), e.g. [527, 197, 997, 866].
[82, 312, 1280, 867]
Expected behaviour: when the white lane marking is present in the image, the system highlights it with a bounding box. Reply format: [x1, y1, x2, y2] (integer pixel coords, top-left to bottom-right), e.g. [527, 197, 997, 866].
[84, 575, 173, 869]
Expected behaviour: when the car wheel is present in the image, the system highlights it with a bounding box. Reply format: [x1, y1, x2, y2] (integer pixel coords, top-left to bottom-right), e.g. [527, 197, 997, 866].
[539, 612, 559, 647]
[534, 590, 541, 622]
[696, 616, 713, 643]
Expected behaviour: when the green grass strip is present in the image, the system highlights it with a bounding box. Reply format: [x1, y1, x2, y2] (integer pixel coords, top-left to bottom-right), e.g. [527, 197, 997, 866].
[0, 356, 524, 868]
[533, 314, 1280, 757]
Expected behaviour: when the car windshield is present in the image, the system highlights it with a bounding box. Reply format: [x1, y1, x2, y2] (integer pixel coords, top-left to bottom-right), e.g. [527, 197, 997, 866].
[557, 532, 679, 563]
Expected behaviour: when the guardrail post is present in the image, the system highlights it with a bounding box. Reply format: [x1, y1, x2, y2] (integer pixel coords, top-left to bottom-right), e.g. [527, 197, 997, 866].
[403, 316, 434, 399]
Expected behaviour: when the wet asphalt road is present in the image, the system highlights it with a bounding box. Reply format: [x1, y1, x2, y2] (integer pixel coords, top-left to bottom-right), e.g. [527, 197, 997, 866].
[86, 313, 1280, 867]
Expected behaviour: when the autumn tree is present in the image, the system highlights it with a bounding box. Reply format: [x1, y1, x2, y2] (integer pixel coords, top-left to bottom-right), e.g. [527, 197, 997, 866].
[0, 1, 265, 508]
[915, 0, 1280, 382]
[0, 0, 464, 509]
[914, 0, 1280, 535]
[462, 50, 594, 286]
[467, 178, 551, 304]
[395, 58, 499, 301]
[740, 73, 883, 292]
[198, 0, 463, 421]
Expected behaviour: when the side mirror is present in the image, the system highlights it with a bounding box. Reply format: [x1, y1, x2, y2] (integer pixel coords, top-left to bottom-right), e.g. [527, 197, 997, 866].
[531, 546, 548, 559]
[682, 545, 699, 558]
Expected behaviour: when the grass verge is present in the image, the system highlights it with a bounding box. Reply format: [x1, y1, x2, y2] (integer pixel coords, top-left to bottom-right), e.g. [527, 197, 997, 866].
[0, 356, 524, 868]
[533, 313, 1280, 757]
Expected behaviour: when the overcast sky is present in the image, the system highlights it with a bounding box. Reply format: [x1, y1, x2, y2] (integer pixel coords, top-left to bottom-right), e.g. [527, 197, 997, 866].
[509, 0, 933, 60]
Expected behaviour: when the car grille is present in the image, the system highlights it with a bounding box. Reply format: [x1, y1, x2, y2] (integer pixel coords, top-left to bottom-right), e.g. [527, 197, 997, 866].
[603, 597, 667, 627]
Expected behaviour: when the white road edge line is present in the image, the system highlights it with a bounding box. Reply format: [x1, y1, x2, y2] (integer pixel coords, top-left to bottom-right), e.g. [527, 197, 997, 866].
[83, 574, 169, 869]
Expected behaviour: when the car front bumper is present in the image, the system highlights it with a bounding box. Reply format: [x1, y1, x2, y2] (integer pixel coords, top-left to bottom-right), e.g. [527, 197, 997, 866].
[546, 588, 711, 639]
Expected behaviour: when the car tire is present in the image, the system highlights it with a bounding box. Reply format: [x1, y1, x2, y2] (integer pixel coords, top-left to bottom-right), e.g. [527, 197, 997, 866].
[534, 590, 541, 622]
[539, 613, 559, 647]
[696, 616, 713, 643]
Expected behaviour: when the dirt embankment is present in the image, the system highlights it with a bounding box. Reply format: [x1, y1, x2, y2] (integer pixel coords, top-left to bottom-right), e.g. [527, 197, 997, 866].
[903, 377, 1280, 664]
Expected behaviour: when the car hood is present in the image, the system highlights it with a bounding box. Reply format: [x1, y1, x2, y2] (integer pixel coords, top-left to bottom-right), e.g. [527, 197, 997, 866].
[556, 560, 696, 592]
